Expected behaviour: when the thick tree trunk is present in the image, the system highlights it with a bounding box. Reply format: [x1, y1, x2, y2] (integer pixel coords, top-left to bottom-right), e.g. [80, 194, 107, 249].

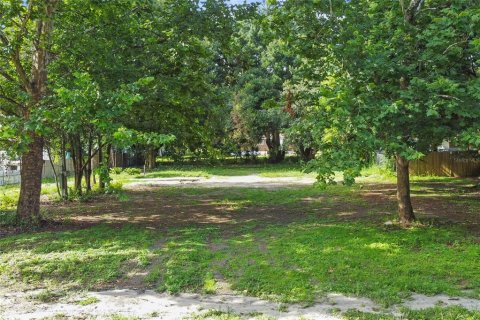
[15, 1, 58, 222]
[395, 155, 415, 224]
[145, 147, 157, 170]
[17, 135, 44, 221]
[265, 131, 285, 163]
[298, 145, 315, 162]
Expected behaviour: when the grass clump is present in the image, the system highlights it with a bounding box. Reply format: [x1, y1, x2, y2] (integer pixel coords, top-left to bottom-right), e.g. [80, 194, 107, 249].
[76, 296, 99, 305]
[186, 310, 241, 320]
[30, 289, 66, 303]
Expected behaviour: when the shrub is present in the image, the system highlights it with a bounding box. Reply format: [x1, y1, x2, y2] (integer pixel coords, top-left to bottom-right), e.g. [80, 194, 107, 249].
[110, 167, 123, 175]
[106, 181, 123, 194]
[124, 167, 142, 175]
[0, 193, 17, 210]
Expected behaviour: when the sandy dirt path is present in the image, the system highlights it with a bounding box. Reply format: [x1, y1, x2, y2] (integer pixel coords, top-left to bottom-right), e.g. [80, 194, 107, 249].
[2, 288, 480, 320]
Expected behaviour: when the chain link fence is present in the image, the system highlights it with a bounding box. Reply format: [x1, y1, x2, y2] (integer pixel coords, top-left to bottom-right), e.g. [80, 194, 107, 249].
[0, 172, 21, 186]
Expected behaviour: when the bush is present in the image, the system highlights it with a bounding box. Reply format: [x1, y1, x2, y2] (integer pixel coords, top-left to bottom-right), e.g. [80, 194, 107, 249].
[106, 181, 123, 194]
[110, 167, 123, 175]
[0, 193, 17, 210]
[124, 167, 142, 175]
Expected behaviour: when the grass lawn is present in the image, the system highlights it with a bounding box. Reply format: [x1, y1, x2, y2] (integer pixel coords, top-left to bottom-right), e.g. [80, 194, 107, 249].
[129, 162, 314, 179]
[1, 164, 479, 319]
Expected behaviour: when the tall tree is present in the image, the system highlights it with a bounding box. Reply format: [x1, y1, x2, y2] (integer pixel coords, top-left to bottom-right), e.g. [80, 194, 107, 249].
[277, 0, 480, 224]
[0, 0, 59, 221]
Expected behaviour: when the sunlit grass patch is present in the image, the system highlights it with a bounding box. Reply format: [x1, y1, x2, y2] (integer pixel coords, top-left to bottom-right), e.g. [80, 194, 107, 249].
[158, 185, 364, 210]
[146, 222, 480, 307]
[0, 224, 154, 290]
[133, 162, 308, 179]
[220, 223, 480, 306]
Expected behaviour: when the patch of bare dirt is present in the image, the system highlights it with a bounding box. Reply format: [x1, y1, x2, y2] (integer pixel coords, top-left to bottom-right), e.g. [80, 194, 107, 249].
[42, 191, 309, 232]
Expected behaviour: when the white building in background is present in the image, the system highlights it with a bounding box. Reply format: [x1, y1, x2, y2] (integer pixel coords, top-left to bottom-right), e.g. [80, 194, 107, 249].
[0, 151, 20, 174]
[0, 151, 21, 186]
[437, 140, 462, 152]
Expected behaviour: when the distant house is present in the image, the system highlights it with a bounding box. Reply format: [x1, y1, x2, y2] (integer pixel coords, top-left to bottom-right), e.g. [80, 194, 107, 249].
[437, 140, 463, 152]
[0, 151, 20, 173]
[0, 151, 21, 186]
[256, 134, 295, 156]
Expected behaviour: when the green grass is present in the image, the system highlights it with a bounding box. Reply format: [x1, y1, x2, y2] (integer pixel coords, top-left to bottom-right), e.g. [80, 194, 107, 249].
[0, 224, 154, 290]
[222, 223, 480, 306]
[129, 163, 312, 179]
[186, 310, 275, 320]
[344, 306, 480, 319]
[76, 296, 99, 305]
[156, 184, 362, 211]
[146, 227, 219, 294]
[29, 289, 66, 303]
[144, 222, 480, 307]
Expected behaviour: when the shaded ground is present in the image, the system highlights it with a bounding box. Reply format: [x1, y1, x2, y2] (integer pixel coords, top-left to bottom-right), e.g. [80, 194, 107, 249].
[40, 175, 480, 233]
[362, 178, 480, 233]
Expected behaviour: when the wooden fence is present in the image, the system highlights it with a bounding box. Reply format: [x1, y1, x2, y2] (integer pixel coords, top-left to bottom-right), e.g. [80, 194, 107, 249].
[41, 159, 75, 180]
[410, 152, 480, 177]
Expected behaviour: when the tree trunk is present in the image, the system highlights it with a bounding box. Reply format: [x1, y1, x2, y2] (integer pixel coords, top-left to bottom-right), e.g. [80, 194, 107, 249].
[265, 131, 285, 163]
[60, 134, 68, 200]
[15, 1, 58, 222]
[98, 135, 105, 190]
[17, 135, 44, 221]
[85, 135, 92, 192]
[145, 147, 157, 170]
[298, 145, 315, 162]
[72, 135, 83, 194]
[106, 144, 112, 168]
[395, 155, 415, 225]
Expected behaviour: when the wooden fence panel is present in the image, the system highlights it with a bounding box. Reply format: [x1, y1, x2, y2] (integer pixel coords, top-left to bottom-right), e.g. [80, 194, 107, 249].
[42, 159, 75, 179]
[410, 152, 480, 177]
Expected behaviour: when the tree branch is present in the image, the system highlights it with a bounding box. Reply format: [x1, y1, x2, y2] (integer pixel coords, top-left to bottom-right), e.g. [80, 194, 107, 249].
[443, 40, 468, 55]
[405, 0, 424, 24]
[437, 94, 464, 103]
[0, 67, 16, 83]
[79, 142, 108, 173]
[11, 49, 31, 93]
[0, 93, 22, 109]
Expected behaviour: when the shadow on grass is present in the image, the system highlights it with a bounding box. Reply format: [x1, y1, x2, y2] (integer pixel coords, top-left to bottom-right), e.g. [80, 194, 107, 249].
[0, 224, 154, 289]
